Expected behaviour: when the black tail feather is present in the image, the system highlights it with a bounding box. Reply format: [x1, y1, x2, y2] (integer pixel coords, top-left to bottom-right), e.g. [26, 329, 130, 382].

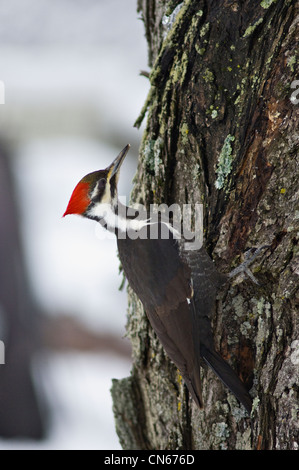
[200, 344, 252, 414]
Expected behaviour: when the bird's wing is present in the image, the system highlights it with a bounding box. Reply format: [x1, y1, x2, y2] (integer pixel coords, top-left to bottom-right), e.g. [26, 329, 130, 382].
[147, 299, 203, 409]
[118, 234, 252, 412]
[118, 234, 204, 407]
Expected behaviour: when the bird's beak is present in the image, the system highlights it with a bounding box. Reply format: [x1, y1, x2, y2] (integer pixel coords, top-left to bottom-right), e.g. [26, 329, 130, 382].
[109, 144, 130, 180]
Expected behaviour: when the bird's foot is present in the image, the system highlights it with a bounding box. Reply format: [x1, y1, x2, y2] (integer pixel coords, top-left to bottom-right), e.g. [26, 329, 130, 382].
[228, 245, 270, 285]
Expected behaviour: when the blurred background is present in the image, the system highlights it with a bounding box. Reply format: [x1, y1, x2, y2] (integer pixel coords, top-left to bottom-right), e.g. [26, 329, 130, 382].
[0, 0, 149, 449]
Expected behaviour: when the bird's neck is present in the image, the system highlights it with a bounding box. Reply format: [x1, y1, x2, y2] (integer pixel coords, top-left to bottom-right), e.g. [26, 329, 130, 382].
[88, 200, 183, 243]
[88, 200, 149, 234]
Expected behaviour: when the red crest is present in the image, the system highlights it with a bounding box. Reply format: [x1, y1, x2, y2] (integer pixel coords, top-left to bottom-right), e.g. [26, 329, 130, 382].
[63, 181, 91, 217]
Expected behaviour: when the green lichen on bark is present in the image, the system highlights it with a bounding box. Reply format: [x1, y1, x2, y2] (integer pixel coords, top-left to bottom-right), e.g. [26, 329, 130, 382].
[243, 17, 264, 37]
[214, 135, 235, 190]
[143, 137, 164, 175]
[260, 0, 277, 9]
[135, 0, 206, 130]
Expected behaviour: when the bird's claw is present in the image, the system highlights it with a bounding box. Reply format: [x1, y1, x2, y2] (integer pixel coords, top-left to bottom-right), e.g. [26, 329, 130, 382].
[228, 245, 270, 285]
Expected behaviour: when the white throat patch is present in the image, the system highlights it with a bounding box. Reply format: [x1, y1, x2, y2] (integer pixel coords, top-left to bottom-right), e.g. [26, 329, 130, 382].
[88, 202, 181, 240]
[87, 203, 149, 233]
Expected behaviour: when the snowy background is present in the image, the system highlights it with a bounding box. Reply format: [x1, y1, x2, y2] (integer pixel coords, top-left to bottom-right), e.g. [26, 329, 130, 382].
[0, 0, 149, 449]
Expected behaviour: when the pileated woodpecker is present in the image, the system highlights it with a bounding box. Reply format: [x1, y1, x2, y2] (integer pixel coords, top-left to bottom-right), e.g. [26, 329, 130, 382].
[64, 144, 264, 414]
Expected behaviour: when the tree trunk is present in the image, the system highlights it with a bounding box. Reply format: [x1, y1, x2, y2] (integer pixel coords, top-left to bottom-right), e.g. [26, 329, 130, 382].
[111, 0, 299, 450]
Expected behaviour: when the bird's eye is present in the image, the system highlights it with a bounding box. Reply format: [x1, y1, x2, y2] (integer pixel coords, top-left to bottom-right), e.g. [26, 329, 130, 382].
[98, 178, 106, 189]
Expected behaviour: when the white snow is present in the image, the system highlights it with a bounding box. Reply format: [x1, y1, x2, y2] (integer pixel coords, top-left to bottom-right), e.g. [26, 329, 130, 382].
[0, 353, 131, 450]
[0, 0, 149, 450]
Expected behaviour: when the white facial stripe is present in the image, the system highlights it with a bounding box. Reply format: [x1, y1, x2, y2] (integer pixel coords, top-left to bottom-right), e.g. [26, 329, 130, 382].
[90, 179, 111, 203]
[88, 202, 181, 238]
[167, 223, 180, 238]
[87, 203, 150, 233]
[90, 182, 99, 200]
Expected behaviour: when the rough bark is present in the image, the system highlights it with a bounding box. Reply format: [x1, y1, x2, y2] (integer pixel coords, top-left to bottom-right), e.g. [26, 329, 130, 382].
[111, 0, 299, 450]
